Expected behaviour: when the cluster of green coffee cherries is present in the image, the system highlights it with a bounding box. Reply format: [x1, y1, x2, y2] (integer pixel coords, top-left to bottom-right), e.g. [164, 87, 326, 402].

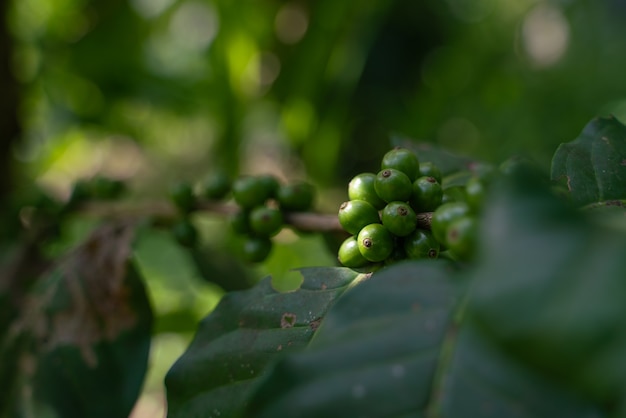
[169, 173, 315, 262]
[337, 147, 486, 269]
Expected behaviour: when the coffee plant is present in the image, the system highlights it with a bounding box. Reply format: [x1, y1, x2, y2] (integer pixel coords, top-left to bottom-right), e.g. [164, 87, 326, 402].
[2, 116, 626, 418]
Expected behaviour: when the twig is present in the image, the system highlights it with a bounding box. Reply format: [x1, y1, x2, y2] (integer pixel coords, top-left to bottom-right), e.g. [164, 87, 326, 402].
[77, 200, 433, 231]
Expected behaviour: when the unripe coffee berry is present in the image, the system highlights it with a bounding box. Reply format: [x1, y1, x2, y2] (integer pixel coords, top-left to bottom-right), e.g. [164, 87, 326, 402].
[230, 209, 251, 234]
[241, 236, 272, 263]
[203, 172, 231, 200]
[431, 202, 470, 246]
[249, 206, 283, 237]
[374, 168, 412, 203]
[357, 223, 394, 262]
[418, 162, 442, 184]
[338, 200, 380, 235]
[277, 181, 315, 211]
[381, 201, 417, 237]
[410, 176, 443, 212]
[348, 173, 386, 209]
[465, 176, 486, 213]
[232, 175, 277, 209]
[446, 216, 478, 261]
[169, 182, 196, 213]
[338, 236, 370, 268]
[404, 229, 440, 260]
[381, 147, 420, 181]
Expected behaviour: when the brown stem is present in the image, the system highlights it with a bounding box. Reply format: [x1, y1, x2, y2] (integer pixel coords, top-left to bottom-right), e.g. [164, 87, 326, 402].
[78, 200, 434, 231]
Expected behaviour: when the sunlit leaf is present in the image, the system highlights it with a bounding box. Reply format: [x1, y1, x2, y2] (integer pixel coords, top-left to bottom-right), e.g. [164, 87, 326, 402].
[165, 267, 364, 418]
[244, 261, 459, 418]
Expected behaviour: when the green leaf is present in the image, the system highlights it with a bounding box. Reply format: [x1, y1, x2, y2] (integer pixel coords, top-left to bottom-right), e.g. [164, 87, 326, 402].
[3, 222, 153, 418]
[391, 136, 485, 176]
[468, 172, 626, 403]
[551, 115, 626, 207]
[244, 261, 460, 418]
[438, 324, 605, 418]
[244, 259, 601, 418]
[165, 267, 363, 418]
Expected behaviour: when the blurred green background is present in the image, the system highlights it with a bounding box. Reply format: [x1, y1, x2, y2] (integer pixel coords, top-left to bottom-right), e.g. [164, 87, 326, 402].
[3, 0, 626, 415]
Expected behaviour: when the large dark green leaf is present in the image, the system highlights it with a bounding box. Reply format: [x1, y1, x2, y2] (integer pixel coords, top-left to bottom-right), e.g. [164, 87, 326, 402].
[244, 261, 459, 418]
[468, 172, 626, 403]
[244, 258, 603, 418]
[438, 324, 605, 418]
[165, 267, 363, 418]
[551, 115, 626, 207]
[391, 136, 479, 176]
[2, 222, 153, 418]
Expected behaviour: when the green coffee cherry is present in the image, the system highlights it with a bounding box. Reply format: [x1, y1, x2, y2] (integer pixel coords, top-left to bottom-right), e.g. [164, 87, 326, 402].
[338, 200, 380, 235]
[374, 168, 412, 203]
[249, 206, 283, 237]
[357, 223, 394, 262]
[381, 147, 420, 181]
[338, 236, 370, 268]
[242, 236, 272, 262]
[410, 176, 443, 212]
[384, 244, 407, 265]
[404, 229, 440, 259]
[465, 176, 486, 213]
[431, 202, 470, 246]
[230, 209, 251, 234]
[232, 175, 276, 209]
[277, 181, 315, 211]
[203, 172, 231, 200]
[446, 216, 478, 261]
[169, 182, 196, 213]
[172, 218, 198, 248]
[258, 174, 280, 197]
[348, 173, 386, 209]
[381, 201, 417, 237]
[418, 162, 442, 184]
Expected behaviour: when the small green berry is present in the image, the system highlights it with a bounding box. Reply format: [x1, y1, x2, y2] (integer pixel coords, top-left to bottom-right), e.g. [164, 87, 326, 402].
[446, 216, 478, 261]
[381, 201, 417, 237]
[277, 181, 315, 211]
[241, 236, 272, 263]
[410, 176, 443, 212]
[404, 229, 440, 260]
[203, 172, 231, 200]
[431, 202, 471, 246]
[418, 162, 442, 184]
[172, 218, 198, 248]
[381, 147, 420, 181]
[337, 235, 370, 268]
[357, 223, 394, 262]
[169, 182, 196, 213]
[465, 176, 486, 213]
[348, 173, 386, 209]
[258, 174, 280, 197]
[338, 200, 380, 235]
[232, 175, 276, 209]
[384, 244, 408, 265]
[230, 209, 251, 234]
[249, 206, 284, 237]
[374, 168, 412, 203]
